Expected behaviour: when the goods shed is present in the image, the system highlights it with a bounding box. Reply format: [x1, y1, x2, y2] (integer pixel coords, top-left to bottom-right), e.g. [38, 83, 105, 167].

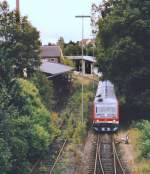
[66, 56, 96, 74]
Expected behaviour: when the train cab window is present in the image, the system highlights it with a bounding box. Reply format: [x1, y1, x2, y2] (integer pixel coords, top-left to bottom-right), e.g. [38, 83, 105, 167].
[50, 58, 55, 62]
[96, 94, 101, 98]
[98, 98, 103, 102]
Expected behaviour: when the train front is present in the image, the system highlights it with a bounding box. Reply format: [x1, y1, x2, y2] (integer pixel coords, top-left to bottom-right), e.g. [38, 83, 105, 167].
[92, 81, 119, 132]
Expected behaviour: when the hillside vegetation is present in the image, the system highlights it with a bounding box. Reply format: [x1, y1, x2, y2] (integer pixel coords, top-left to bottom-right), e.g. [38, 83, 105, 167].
[0, 78, 60, 173]
[135, 120, 150, 159]
[49, 78, 95, 173]
[95, 0, 150, 119]
[0, 2, 58, 173]
[93, 0, 150, 169]
[127, 120, 150, 174]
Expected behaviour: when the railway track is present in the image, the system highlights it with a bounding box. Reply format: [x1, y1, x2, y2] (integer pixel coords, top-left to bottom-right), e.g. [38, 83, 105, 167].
[88, 133, 127, 174]
[48, 139, 67, 174]
[31, 138, 67, 174]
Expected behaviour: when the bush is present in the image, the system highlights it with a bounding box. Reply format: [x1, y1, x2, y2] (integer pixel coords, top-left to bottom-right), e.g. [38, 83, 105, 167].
[11, 79, 55, 151]
[62, 81, 94, 143]
[31, 72, 54, 111]
[63, 57, 74, 67]
[135, 120, 150, 159]
[0, 138, 12, 174]
[72, 121, 86, 144]
[0, 78, 59, 174]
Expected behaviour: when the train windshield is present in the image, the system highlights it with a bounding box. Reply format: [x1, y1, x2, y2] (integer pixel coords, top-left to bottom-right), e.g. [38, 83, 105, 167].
[96, 105, 117, 117]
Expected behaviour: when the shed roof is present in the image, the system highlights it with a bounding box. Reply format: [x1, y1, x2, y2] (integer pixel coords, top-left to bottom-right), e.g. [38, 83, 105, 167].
[40, 45, 61, 57]
[40, 60, 73, 75]
[67, 56, 96, 63]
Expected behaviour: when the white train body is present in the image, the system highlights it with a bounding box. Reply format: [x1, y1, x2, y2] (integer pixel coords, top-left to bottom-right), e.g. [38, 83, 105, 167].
[92, 81, 119, 132]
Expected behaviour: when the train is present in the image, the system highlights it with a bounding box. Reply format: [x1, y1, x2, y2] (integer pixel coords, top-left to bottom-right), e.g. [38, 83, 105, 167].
[92, 80, 119, 132]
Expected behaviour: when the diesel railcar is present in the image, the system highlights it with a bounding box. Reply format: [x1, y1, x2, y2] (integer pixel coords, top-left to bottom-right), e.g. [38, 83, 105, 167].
[92, 80, 119, 132]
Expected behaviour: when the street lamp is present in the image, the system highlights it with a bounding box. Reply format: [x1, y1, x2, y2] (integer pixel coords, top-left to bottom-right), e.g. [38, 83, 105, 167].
[75, 15, 90, 123]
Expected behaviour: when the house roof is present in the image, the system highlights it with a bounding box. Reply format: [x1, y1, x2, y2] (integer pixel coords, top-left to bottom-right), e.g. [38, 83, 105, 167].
[79, 39, 95, 46]
[40, 45, 61, 57]
[40, 59, 73, 76]
[67, 56, 96, 63]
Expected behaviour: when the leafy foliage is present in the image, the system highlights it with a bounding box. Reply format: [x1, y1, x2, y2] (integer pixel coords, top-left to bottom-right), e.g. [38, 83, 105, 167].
[0, 79, 58, 173]
[63, 57, 74, 66]
[95, 0, 150, 117]
[135, 120, 150, 159]
[31, 72, 54, 111]
[64, 40, 95, 56]
[0, 84, 18, 173]
[64, 41, 81, 56]
[52, 75, 72, 111]
[0, 1, 41, 83]
[62, 81, 93, 142]
[57, 36, 65, 53]
[0, 1, 57, 173]
[10, 79, 54, 151]
[0, 138, 12, 174]
[72, 121, 86, 144]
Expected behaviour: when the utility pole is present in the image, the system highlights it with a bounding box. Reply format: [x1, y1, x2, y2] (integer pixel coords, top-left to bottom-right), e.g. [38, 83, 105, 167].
[75, 15, 90, 124]
[16, 0, 20, 13]
[16, 0, 20, 24]
[91, 33, 96, 94]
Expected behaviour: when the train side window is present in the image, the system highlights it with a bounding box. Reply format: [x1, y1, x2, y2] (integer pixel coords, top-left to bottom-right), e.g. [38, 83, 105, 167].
[96, 107, 97, 113]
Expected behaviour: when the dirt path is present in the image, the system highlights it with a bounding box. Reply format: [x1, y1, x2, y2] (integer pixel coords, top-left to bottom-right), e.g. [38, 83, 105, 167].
[115, 131, 136, 174]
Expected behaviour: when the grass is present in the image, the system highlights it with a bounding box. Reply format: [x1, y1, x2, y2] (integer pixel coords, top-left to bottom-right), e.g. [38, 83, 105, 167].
[73, 74, 99, 85]
[51, 75, 96, 173]
[129, 128, 150, 174]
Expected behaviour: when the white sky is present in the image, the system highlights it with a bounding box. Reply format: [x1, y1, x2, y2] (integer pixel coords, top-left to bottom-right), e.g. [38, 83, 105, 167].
[7, 0, 101, 45]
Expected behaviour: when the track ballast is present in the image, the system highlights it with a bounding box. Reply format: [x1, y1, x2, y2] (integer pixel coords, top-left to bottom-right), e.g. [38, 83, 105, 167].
[88, 132, 127, 174]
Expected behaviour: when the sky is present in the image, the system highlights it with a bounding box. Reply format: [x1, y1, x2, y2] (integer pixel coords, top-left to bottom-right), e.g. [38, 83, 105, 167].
[7, 0, 101, 45]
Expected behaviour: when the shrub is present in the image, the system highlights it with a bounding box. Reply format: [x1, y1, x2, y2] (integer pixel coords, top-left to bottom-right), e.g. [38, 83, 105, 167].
[0, 138, 12, 174]
[1, 78, 59, 173]
[135, 120, 150, 159]
[31, 72, 54, 111]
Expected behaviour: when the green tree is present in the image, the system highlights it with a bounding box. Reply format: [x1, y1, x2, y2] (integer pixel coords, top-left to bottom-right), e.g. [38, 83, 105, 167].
[135, 120, 150, 159]
[0, 1, 57, 173]
[0, 1, 41, 83]
[96, 0, 150, 118]
[31, 72, 54, 111]
[57, 36, 65, 53]
[0, 85, 13, 173]
[0, 84, 20, 173]
[0, 78, 57, 174]
[64, 41, 81, 56]
[10, 79, 53, 151]
[86, 43, 96, 56]
[9, 79, 56, 173]
[0, 138, 12, 174]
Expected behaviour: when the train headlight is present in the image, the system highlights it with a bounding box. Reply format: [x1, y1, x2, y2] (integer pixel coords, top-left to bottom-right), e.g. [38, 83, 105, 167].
[107, 128, 110, 131]
[113, 127, 118, 131]
[102, 128, 105, 131]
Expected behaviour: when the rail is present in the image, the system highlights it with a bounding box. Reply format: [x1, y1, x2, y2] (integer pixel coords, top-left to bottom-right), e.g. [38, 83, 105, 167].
[113, 140, 126, 174]
[89, 133, 127, 174]
[30, 138, 67, 174]
[49, 139, 67, 174]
